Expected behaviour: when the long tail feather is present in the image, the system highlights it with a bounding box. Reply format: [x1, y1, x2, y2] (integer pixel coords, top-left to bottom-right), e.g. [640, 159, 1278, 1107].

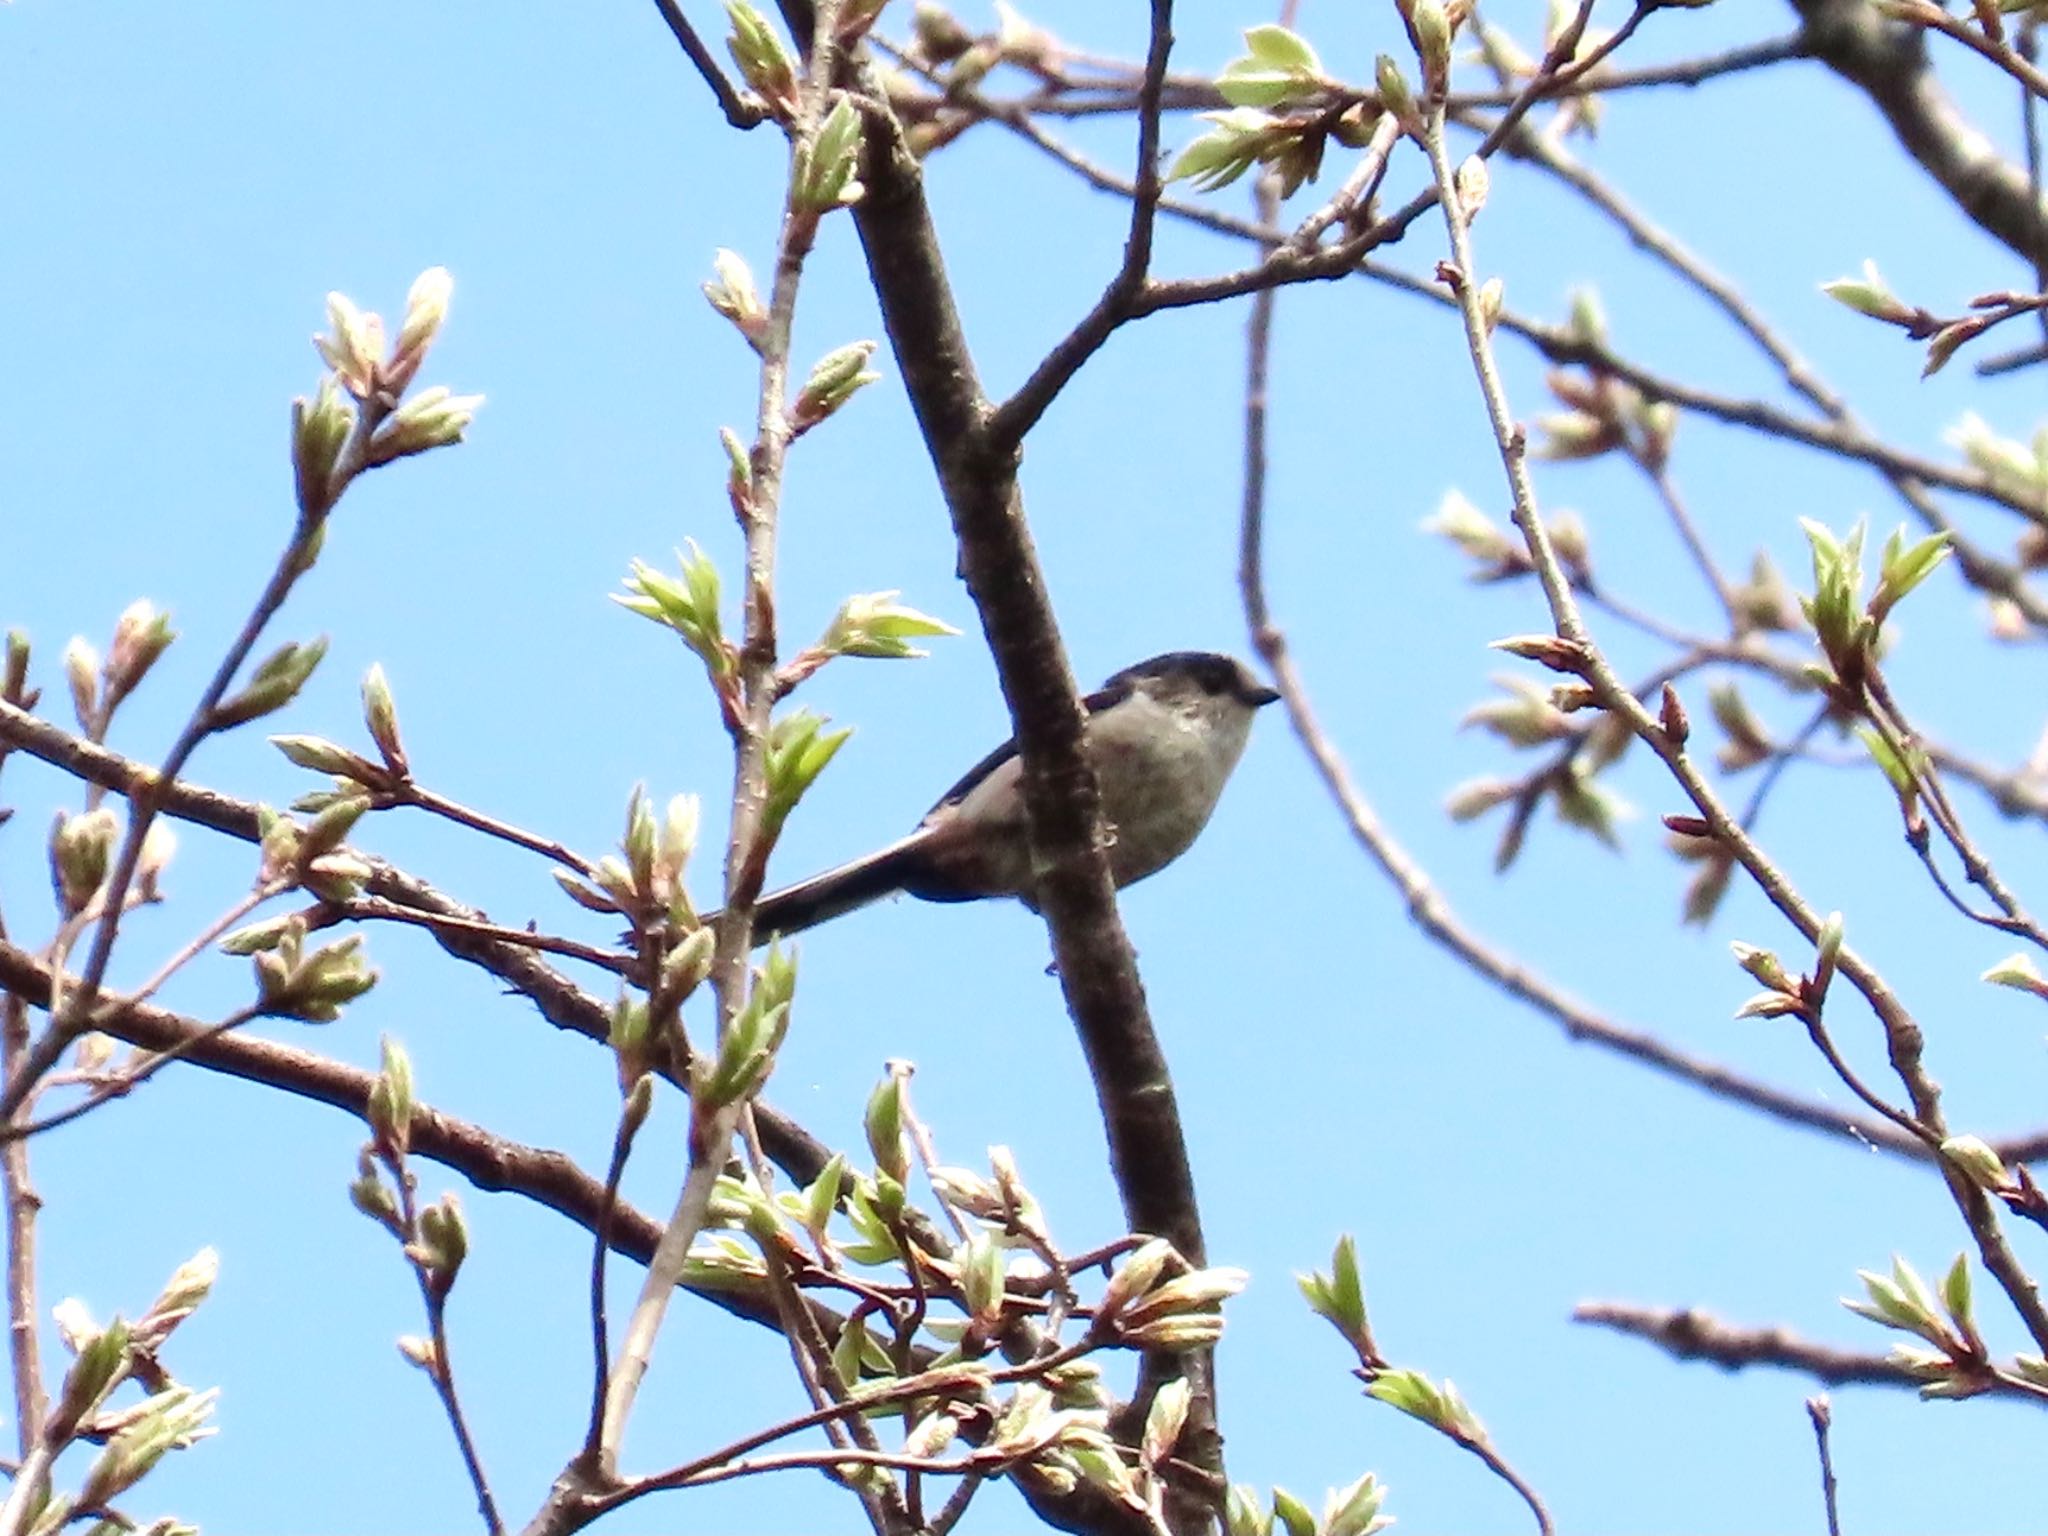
[747, 834, 930, 939]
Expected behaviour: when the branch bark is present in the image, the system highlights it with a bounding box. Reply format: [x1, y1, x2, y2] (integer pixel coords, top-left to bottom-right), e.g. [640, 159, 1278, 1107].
[1790, 0, 2048, 261]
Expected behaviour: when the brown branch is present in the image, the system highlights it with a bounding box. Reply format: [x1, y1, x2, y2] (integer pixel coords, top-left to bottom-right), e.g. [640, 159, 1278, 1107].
[1790, 0, 2048, 261]
[1573, 1300, 2048, 1395]
[845, 46, 1207, 1315]
[0, 935, 800, 1334]
[651, 0, 771, 129]
[1807, 1397, 1842, 1536]
[1241, 558, 1961, 1165]
[971, 69, 2048, 636]
[1464, 87, 2048, 641]
[388, 1160, 503, 1534]
[965, 30, 1806, 121]
[985, 0, 1176, 450]
[1891, 2, 2048, 106]
[326, 896, 634, 977]
[838, 47, 1216, 1533]
[0, 697, 835, 1189]
[4, 518, 337, 1124]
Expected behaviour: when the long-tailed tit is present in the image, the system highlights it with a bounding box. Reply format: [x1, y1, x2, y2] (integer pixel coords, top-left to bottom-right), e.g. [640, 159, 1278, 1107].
[748, 651, 1279, 937]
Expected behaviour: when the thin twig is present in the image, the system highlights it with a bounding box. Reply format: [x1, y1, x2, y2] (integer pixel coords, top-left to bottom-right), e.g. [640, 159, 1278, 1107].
[0, 987, 40, 1459]
[610, 1350, 1088, 1505]
[388, 783, 603, 881]
[1, 526, 327, 1121]
[329, 896, 634, 977]
[5, 387, 399, 1124]
[4, 1005, 264, 1142]
[985, 0, 1176, 450]
[392, 1167, 502, 1535]
[651, 0, 771, 128]
[1896, 0, 2048, 101]
[1575, 1299, 2048, 1402]
[0, 696, 837, 1190]
[1807, 1397, 1842, 1536]
[579, 1093, 644, 1463]
[956, 29, 1805, 121]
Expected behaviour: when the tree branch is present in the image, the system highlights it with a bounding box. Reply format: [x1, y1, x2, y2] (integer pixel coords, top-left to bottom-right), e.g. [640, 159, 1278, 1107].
[1790, 0, 2048, 261]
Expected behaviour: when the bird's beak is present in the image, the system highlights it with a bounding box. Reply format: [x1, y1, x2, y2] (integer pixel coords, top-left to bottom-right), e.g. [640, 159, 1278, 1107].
[1248, 683, 1281, 708]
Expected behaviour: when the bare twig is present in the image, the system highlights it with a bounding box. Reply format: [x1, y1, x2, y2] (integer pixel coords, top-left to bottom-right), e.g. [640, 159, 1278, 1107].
[1807, 1397, 1842, 1536]
[847, 9, 1214, 1411]
[1889, 0, 2048, 102]
[384, 783, 603, 881]
[651, 0, 771, 129]
[389, 1167, 502, 1534]
[3, 524, 332, 1122]
[4, 1005, 264, 1142]
[985, 0, 1176, 449]
[0, 987, 39, 1460]
[1575, 1299, 2047, 1398]
[326, 896, 634, 977]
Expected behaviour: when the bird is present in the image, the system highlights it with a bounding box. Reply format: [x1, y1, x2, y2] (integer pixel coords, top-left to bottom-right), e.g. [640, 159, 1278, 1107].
[748, 651, 1280, 938]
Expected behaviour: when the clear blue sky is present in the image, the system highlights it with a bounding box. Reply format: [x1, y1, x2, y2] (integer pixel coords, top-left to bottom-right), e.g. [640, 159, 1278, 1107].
[4, 2, 2046, 1532]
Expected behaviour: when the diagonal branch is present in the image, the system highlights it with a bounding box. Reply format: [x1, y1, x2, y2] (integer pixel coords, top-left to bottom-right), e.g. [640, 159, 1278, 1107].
[652, 0, 771, 128]
[986, 0, 1176, 450]
[1790, 0, 2048, 260]
[0, 697, 836, 1187]
[1577, 1299, 2048, 1405]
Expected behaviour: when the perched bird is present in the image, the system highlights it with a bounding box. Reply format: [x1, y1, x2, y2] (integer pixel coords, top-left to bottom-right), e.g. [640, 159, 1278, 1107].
[750, 651, 1279, 938]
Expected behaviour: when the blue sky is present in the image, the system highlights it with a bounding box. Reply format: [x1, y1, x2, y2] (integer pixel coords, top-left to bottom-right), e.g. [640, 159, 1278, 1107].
[5, 2, 2048, 1532]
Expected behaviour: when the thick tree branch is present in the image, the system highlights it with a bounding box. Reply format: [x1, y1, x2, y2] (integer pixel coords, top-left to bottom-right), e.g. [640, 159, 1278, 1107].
[836, 51, 1219, 1532]
[1790, 0, 2048, 261]
[843, 60, 1206, 1297]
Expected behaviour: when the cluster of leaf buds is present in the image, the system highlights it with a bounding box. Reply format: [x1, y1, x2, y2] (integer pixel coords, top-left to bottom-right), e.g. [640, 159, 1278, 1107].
[792, 96, 866, 217]
[209, 635, 328, 733]
[1225, 1471, 1391, 1536]
[228, 910, 377, 1023]
[1945, 412, 2048, 510]
[1728, 911, 1844, 1024]
[983, 1383, 1126, 1503]
[1298, 1235, 1384, 1369]
[1171, 21, 1393, 199]
[790, 339, 881, 435]
[615, 544, 739, 706]
[247, 795, 373, 902]
[294, 267, 481, 518]
[36, 1250, 222, 1530]
[760, 711, 853, 847]
[693, 944, 796, 1116]
[1091, 1237, 1247, 1351]
[1820, 260, 2035, 378]
[1844, 1253, 1993, 1399]
[1798, 517, 1950, 696]
[555, 788, 708, 951]
[71, 600, 179, 729]
[1535, 363, 1679, 474]
[1396, 0, 1468, 102]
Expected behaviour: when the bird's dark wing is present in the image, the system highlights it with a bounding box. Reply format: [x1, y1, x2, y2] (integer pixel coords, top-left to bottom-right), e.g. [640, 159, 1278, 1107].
[922, 675, 1136, 812]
